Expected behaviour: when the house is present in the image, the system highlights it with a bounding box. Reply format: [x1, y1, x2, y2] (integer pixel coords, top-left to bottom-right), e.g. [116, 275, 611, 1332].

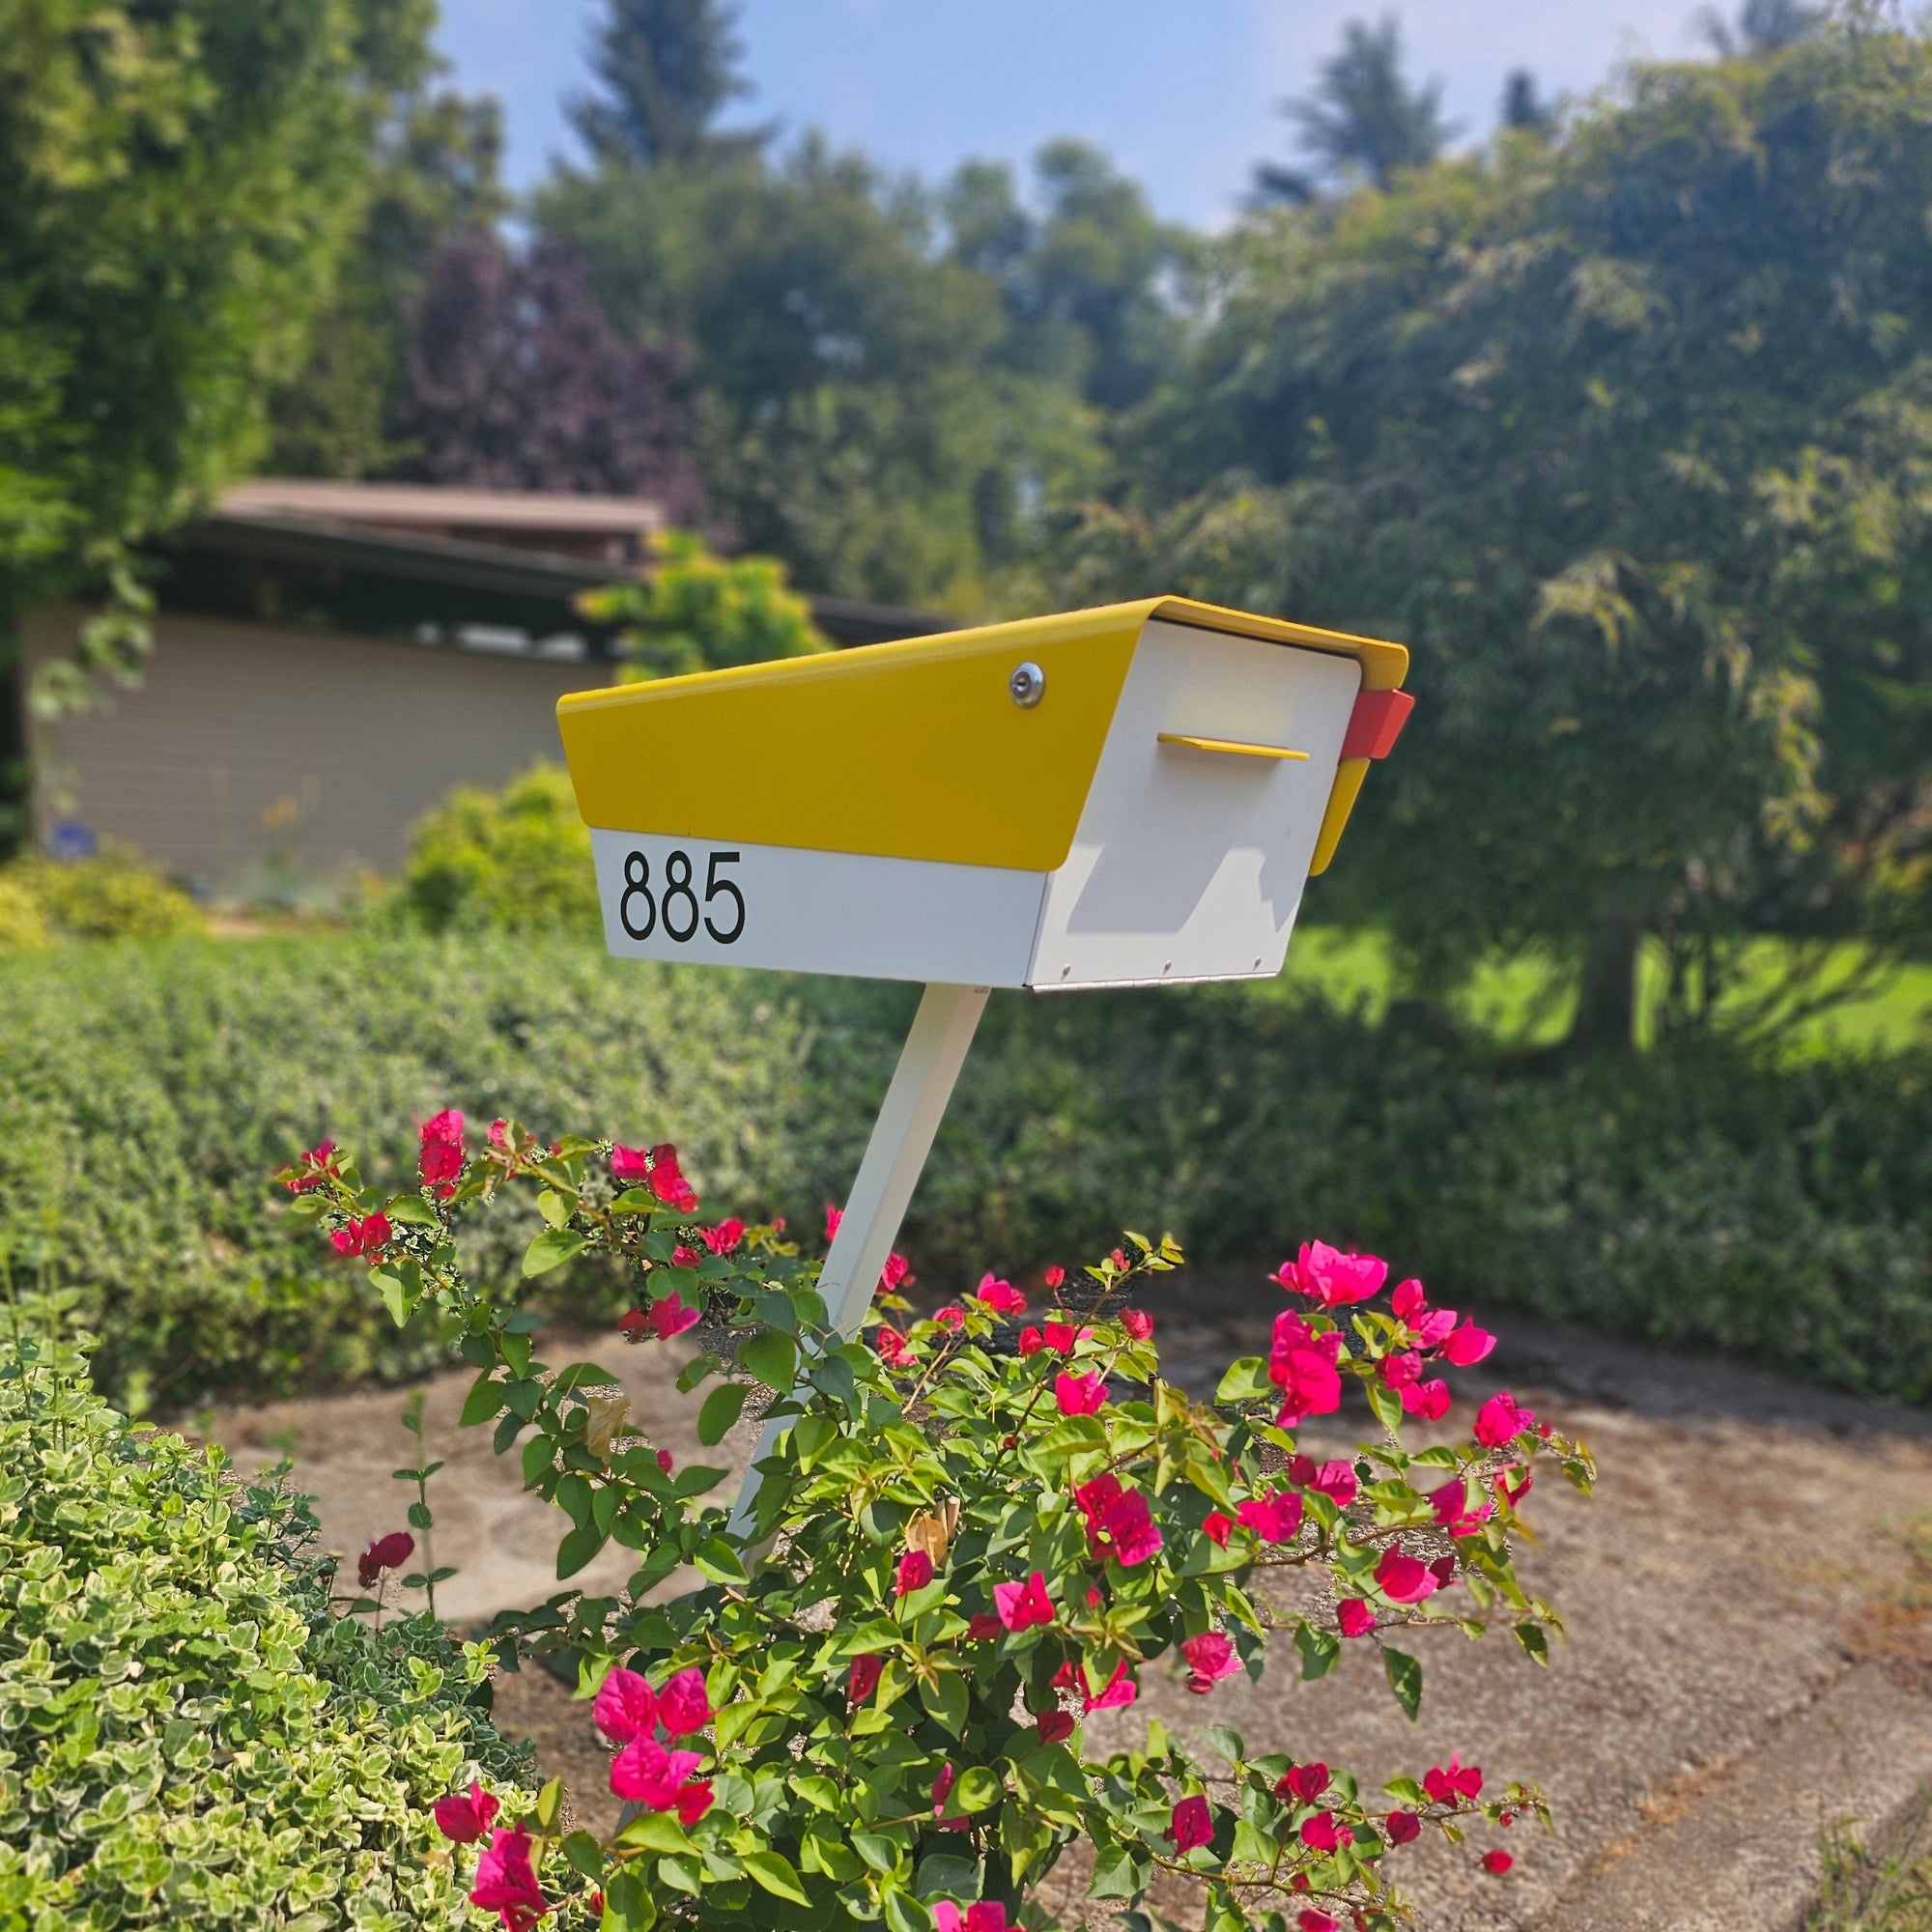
[23, 482, 943, 892]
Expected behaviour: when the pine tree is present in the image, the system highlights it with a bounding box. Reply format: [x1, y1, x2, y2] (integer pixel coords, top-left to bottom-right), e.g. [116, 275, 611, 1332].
[567, 0, 759, 169]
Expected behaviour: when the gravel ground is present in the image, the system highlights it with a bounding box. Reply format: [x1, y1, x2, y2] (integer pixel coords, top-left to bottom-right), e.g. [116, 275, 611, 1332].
[199, 1268, 1932, 1928]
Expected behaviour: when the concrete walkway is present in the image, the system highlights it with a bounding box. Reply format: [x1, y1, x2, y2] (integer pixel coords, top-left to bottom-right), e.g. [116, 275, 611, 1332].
[200, 1281, 1932, 1929]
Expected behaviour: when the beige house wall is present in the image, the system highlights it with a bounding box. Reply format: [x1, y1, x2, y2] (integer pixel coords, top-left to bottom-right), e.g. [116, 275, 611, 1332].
[25, 607, 608, 888]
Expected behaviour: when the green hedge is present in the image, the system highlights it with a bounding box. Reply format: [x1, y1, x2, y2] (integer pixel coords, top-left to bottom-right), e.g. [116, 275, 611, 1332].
[1, 934, 1928, 1409]
[0, 1317, 532, 1929]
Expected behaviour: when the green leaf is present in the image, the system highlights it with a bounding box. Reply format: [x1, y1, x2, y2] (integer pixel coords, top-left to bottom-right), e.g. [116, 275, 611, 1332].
[1295, 1624, 1340, 1682]
[1204, 1724, 1245, 1765]
[852, 1832, 900, 1873]
[1515, 1622, 1550, 1664]
[459, 1372, 505, 1428]
[697, 1380, 751, 1445]
[384, 1195, 440, 1227]
[538, 1188, 570, 1230]
[921, 1667, 969, 1738]
[1382, 1645, 1424, 1722]
[601, 1869, 656, 1931]
[739, 1328, 798, 1392]
[884, 1889, 936, 1932]
[952, 1766, 1002, 1814]
[1089, 1841, 1149, 1898]
[791, 1413, 837, 1469]
[371, 1262, 420, 1328]
[1214, 1356, 1272, 1403]
[615, 1811, 692, 1854]
[523, 1228, 587, 1278]
[740, 1849, 810, 1905]
[556, 1521, 608, 1579]
[560, 1833, 604, 1881]
[535, 1776, 563, 1832]
[1365, 1379, 1405, 1434]
[694, 1537, 749, 1586]
[913, 1853, 980, 1902]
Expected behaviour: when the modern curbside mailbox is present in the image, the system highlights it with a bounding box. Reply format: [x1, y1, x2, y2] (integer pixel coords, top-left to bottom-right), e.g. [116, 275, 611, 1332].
[556, 595, 1412, 1528]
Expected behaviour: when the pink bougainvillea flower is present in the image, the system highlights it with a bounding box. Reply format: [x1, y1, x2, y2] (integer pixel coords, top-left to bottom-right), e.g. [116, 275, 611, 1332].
[993, 1571, 1055, 1633]
[418, 1110, 465, 1191]
[974, 1273, 1027, 1316]
[1271, 1347, 1344, 1428]
[1494, 1467, 1534, 1509]
[286, 1140, 339, 1194]
[1043, 1264, 1065, 1290]
[643, 1293, 699, 1341]
[1336, 1598, 1376, 1637]
[1428, 1475, 1495, 1539]
[1413, 1307, 1458, 1348]
[935, 1906, 1010, 1932]
[1036, 1709, 1075, 1745]
[699, 1218, 744, 1256]
[433, 1780, 499, 1843]
[1439, 1319, 1497, 1366]
[1390, 1277, 1429, 1323]
[1054, 1370, 1107, 1417]
[1379, 1349, 1422, 1390]
[967, 1613, 1004, 1641]
[878, 1251, 914, 1293]
[675, 1780, 714, 1827]
[611, 1145, 652, 1181]
[929, 1762, 971, 1831]
[1201, 1512, 1234, 1548]
[329, 1211, 391, 1260]
[655, 1448, 674, 1473]
[616, 1307, 649, 1340]
[671, 1245, 701, 1266]
[1430, 1552, 1457, 1588]
[1017, 1326, 1044, 1355]
[610, 1736, 703, 1810]
[1384, 1808, 1422, 1844]
[1299, 1810, 1353, 1853]
[1376, 1545, 1441, 1605]
[1042, 1321, 1077, 1354]
[638, 1144, 693, 1209]
[1276, 1761, 1330, 1803]
[469, 1825, 548, 1932]
[823, 1202, 843, 1242]
[1298, 1914, 1340, 1932]
[1167, 1795, 1213, 1853]
[1236, 1491, 1304, 1545]
[1073, 1473, 1162, 1567]
[874, 1324, 911, 1367]
[1475, 1391, 1535, 1447]
[1056, 1656, 1138, 1711]
[1273, 1239, 1388, 1308]
[591, 1665, 657, 1745]
[933, 1305, 966, 1331]
[1308, 1459, 1359, 1507]
[847, 1655, 882, 1705]
[895, 1549, 934, 1596]
[356, 1531, 413, 1590]
[1400, 1378, 1452, 1422]
[487, 1118, 510, 1148]
[656, 1666, 712, 1736]
[1122, 1307, 1154, 1341]
[1423, 1753, 1484, 1804]
[1481, 1849, 1514, 1875]
[1180, 1631, 1242, 1694]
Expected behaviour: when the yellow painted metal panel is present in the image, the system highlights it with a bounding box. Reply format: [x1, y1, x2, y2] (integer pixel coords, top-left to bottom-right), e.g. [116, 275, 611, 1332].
[1310, 757, 1370, 876]
[555, 596, 1407, 874]
[1156, 733, 1311, 762]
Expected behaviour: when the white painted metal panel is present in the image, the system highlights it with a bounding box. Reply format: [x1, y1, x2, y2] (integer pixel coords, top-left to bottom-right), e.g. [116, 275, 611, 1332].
[1024, 619, 1359, 989]
[589, 829, 1047, 986]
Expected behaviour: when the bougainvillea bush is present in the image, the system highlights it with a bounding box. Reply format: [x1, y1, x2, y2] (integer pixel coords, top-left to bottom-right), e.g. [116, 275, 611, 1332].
[284, 1113, 1594, 1931]
[0, 1302, 534, 1929]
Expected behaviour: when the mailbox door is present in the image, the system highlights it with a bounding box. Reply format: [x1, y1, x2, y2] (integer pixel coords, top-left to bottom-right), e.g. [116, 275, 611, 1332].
[1025, 618, 1359, 989]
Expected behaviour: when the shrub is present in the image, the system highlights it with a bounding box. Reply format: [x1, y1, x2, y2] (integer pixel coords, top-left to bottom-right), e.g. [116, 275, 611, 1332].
[391, 765, 599, 937]
[0, 1306, 534, 1929]
[1, 843, 202, 942]
[1, 934, 1928, 1412]
[284, 1118, 1594, 1930]
[0, 875, 49, 952]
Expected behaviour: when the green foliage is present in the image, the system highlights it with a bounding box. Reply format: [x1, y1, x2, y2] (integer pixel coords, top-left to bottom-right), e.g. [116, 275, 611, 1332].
[0, 1311, 532, 1928]
[290, 1138, 1588, 1928]
[1, 934, 1928, 1412]
[568, 0, 759, 171]
[2, 845, 202, 943]
[0, 875, 48, 952]
[392, 766, 598, 937]
[1083, 19, 1932, 1043]
[580, 530, 831, 680]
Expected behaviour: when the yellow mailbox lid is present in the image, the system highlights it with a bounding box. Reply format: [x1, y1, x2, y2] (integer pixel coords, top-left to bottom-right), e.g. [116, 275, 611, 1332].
[555, 595, 1406, 877]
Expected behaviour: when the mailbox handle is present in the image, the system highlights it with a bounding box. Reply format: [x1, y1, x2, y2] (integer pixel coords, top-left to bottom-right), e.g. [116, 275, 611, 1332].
[1156, 732, 1310, 762]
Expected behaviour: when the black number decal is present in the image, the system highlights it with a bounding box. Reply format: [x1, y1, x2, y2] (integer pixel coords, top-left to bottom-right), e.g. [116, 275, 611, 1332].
[703, 850, 746, 944]
[662, 849, 700, 941]
[618, 851, 656, 939]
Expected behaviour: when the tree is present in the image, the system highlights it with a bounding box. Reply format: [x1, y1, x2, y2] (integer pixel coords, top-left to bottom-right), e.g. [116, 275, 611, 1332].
[537, 136, 1099, 608]
[1257, 14, 1456, 199]
[1501, 70, 1554, 134]
[1071, 22, 1932, 1050]
[0, 0, 460, 850]
[568, 0, 762, 170]
[1701, 0, 1827, 57]
[390, 228, 706, 517]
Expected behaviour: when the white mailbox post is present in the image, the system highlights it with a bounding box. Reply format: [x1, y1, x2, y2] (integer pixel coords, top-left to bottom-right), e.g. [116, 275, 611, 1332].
[556, 596, 1412, 1530]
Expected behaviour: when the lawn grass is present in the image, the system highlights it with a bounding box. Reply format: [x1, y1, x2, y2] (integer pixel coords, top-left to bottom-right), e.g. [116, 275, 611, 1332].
[1279, 925, 1932, 1057]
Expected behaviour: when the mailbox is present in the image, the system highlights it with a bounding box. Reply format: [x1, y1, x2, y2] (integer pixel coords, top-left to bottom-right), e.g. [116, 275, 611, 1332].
[555, 596, 1410, 991]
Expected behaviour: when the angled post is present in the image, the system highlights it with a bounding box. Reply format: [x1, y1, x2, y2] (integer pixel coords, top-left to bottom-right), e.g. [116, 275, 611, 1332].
[727, 980, 987, 1539]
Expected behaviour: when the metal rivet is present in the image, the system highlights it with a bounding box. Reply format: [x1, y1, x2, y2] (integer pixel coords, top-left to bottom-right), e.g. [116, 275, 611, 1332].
[1009, 661, 1045, 708]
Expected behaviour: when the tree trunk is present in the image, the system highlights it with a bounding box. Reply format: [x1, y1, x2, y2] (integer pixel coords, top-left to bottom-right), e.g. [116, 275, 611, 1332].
[1567, 908, 1644, 1053]
[0, 606, 27, 862]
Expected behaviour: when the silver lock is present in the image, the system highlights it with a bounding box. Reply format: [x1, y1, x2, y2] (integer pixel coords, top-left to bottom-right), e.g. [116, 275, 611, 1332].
[1009, 661, 1046, 708]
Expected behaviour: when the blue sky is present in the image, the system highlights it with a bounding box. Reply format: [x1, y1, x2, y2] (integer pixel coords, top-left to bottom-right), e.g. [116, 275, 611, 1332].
[438, 0, 1720, 226]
